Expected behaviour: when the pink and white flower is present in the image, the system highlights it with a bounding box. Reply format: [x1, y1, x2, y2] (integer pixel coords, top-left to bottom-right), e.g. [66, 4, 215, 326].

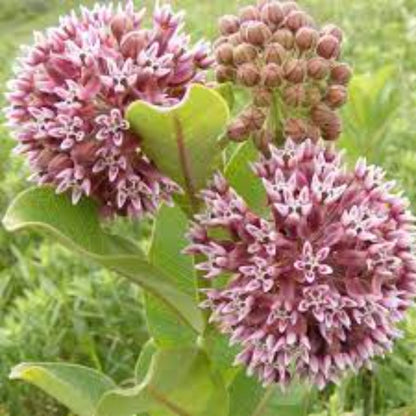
[186, 139, 416, 389]
[4, 1, 213, 218]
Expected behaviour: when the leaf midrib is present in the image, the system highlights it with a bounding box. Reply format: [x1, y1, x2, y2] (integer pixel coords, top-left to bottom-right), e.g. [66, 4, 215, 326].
[147, 386, 192, 416]
[174, 115, 199, 214]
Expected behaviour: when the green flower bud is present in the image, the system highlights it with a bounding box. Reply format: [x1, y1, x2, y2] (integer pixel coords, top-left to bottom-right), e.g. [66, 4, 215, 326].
[227, 118, 250, 142]
[272, 28, 295, 49]
[317, 34, 340, 59]
[213, 36, 230, 49]
[330, 62, 352, 85]
[237, 62, 261, 87]
[320, 113, 342, 141]
[262, 63, 283, 88]
[239, 5, 261, 22]
[283, 84, 306, 107]
[307, 57, 330, 80]
[229, 32, 243, 46]
[241, 106, 267, 130]
[321, 24, 343, 43]
[284, 118, 308, 142]
[325, 85, 348, 108]
[264, 42, 287, 64]
[110, 13, 134, 42]
[253, 87, 274, 107]
[233, 43, 258, 65]
[285, 11, 311, 32]
[219, 15, 240, 36]
[120, 30, 149, 58]
[311, 103, 342, 140]
[216, 65, 236, 83]
[283, 58, 306, 83]
[281, 1, 300, 15]
[260, 2, 284, 26]
[306, 86, 323, 106]
[306, 123, 321, 142]
[311, 103, 334, 126]
[241, 21, 272, 46]
[215, 43, 234, 65]
[295, 27, 319, 51]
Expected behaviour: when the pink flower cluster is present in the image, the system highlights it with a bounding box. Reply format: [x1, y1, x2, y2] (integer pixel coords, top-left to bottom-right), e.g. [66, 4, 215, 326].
[4, 1, 212, 217]
[186, 139, 416, 389]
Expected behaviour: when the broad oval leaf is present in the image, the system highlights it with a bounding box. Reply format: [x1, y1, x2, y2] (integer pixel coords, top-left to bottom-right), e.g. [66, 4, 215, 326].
[262, 383, 312, 416]
[205, 332, 239, 385]
[2, 187, 204, 335]
[96, 348, 229, 416]
[228, 371, 265, 416]
[127, 84, 230, 213]
[9, 362, 116, 416]
[228, 369, 312, 416]
[145, 204, 198, 347]
[214, 82, 235, 111]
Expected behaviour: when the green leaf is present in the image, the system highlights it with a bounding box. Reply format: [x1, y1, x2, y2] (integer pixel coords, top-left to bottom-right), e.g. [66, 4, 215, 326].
[228, 371, 265, 416]
[145, 204, 198, 347]
[127, 84, 230, 213]
[205, 332, 239, 384]
[225, 141, 267, 217]
[96, 348, 229, 416]
[215, 82, 235, 111]
[262, 383, 312, 416]
[135, 339, 158, 384]
[9, 362, 116, 416]
[229, 372, 312, 416]
[340, 66, 401, 165]
[2, 187, 204, 335]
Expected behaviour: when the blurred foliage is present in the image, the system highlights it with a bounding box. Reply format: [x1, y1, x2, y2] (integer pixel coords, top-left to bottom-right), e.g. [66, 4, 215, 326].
[0, 0, 416, 416]
[340, 67, 403, 164]
[0, 244, 147, 416]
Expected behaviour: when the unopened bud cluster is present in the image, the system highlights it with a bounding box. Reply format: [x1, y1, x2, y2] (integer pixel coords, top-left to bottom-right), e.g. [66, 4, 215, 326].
[215, 0, 352, 148]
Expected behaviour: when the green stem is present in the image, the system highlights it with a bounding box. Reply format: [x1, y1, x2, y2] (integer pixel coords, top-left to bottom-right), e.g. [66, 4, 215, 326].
[252, 386, 275, 416]
[182, 190, 213, 335]
[270, 90, 285, 146]
[362, 370, 374, 416]
[194, 253, 213, 336]
[180, 132, 231, 337]
[217, 133, 230, 151]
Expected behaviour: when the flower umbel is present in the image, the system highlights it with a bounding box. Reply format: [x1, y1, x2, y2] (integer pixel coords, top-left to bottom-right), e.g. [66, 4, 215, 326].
[5, 1, 213, 217]
[186, 140, 416, 389]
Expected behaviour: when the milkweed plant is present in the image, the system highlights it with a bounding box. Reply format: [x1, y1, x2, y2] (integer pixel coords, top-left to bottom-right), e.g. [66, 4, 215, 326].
[2, 1, 415, 415]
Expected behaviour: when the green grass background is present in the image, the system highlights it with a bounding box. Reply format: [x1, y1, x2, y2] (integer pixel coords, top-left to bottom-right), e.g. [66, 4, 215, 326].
[0, 1, 416, 415]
